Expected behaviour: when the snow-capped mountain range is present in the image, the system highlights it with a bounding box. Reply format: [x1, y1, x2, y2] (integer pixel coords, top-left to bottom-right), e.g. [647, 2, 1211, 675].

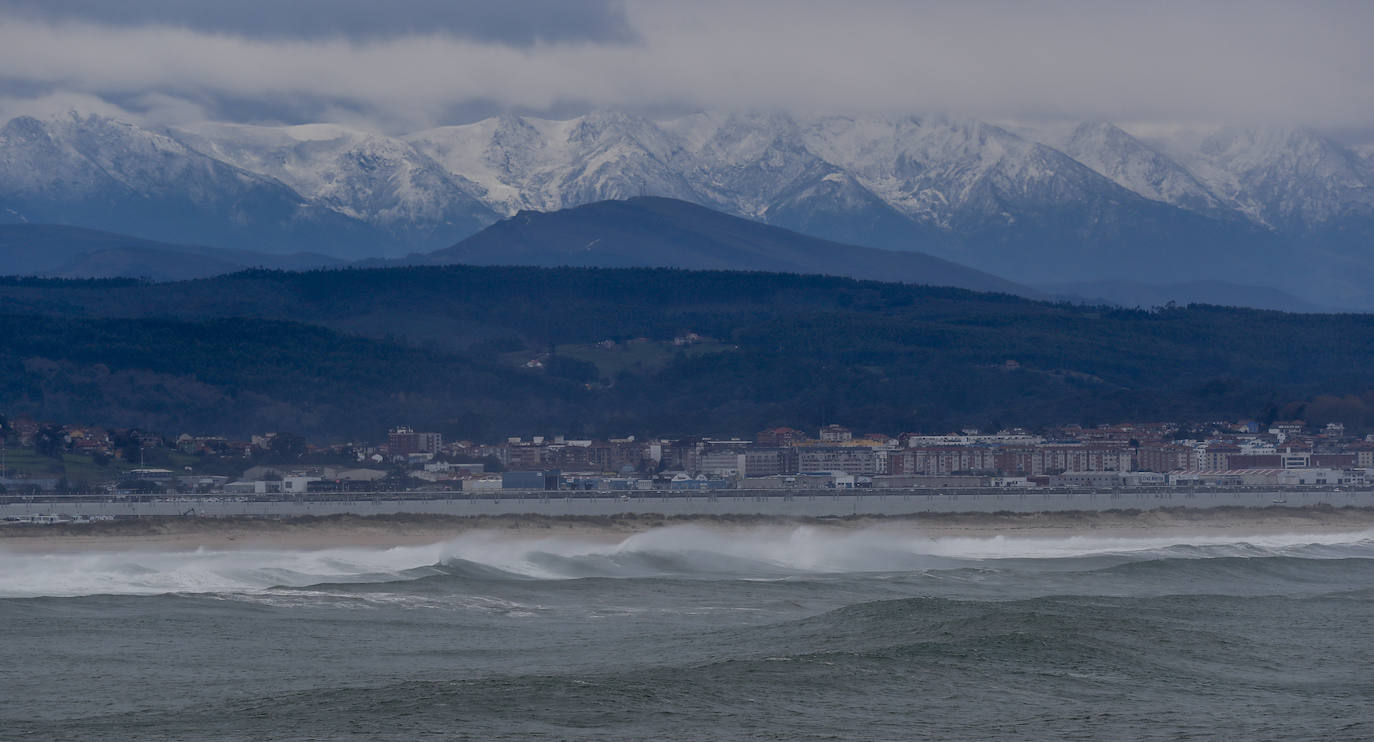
[2, 110, 1372, 306]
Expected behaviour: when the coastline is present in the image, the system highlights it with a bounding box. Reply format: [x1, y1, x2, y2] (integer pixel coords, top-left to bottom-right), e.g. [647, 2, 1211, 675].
[2, 505, 1373, 553]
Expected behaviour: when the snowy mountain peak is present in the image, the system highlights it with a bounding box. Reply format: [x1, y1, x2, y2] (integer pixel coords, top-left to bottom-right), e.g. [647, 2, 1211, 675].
[172, 120, 497, 247]
[1061, 121, 1226, 214]
[3, 112, 272, 199]
[2, 115, 51, 143]
[5, 108, 1374, 304]
[1177, 126, 1374, 228]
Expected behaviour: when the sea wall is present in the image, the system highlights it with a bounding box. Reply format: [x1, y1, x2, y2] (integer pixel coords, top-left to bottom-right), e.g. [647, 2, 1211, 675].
[3, 488, 1372, 520]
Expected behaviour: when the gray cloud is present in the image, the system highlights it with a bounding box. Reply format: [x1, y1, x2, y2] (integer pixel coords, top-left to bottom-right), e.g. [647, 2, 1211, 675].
[0, 0, 635, 44]
[0, 0, 1370, 132]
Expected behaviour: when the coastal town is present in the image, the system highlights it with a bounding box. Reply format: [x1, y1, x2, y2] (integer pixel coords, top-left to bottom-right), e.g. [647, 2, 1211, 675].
[2, 416, 1372, 496]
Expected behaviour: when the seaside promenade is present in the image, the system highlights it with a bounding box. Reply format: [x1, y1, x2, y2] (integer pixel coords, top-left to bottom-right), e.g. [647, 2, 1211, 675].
[3, 487, 1372, 521]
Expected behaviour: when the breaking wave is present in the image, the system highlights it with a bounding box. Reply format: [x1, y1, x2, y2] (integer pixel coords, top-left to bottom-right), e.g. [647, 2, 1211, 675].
[3, 524, 1374, 598]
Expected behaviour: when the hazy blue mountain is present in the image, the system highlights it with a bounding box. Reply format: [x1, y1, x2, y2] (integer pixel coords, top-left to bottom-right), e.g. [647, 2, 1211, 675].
[423, 197, 1039, 297]
[0, 224, 341, 279]
[50, 247, 251, 282]
[1040, 279, 1333, 313]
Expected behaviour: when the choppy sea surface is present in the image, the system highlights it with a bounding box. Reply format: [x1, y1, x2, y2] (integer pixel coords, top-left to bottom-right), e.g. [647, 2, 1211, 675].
[3, 524, 1374, 741]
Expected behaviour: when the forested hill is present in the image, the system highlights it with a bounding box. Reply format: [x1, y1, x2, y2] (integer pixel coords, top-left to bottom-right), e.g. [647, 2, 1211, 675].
[419, 197, 1038, 298]
[1, 265, 1372, 439]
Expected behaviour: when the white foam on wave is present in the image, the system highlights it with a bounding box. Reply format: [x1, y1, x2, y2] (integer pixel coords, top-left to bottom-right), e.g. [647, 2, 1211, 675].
[3, 525, 1373, 598]
[432, 524, 1374, 576]
[0, 542, 455, 598]
[899, 528, 1374, 561]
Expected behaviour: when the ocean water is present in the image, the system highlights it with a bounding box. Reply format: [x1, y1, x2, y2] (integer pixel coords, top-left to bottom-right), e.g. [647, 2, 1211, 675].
[3, 524, 1374, 741]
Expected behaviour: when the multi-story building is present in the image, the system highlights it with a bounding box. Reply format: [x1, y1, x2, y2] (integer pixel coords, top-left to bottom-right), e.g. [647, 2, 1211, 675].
[1200, 445, 1241, 471]
[698, 448, 798, 478]
[994, 445, 1132, 476]
[388, 427, 442, 456]
[818, 425, 853, 443]
[889, 446, 999, 476]
[545, 442, 610, 471]
[1279, 447, 1312, 469]
[660, 439, 704, 473]
[1351, 444, 1374, 468]
[901, 432, 1042, 447]
[799, 447, 881, 476]
[607, 439, 649, 472]
[1136, 443, 1193, 473]
[743, 448, 796, 477]
[1269, 422, 1305, 442]
[698, 450, 746, 477]
[503, 444, 545, 470]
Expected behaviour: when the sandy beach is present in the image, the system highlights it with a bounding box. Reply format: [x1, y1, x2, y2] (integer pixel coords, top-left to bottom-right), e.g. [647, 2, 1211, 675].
[2, 506, 1373, 553]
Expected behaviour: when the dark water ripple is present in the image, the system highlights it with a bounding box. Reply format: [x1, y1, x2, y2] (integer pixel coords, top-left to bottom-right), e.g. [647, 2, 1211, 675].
[3, 533, 1374, 740]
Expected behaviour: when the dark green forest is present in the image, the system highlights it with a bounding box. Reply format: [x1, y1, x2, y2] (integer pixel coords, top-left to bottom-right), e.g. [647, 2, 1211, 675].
[0, 265, 1371, 440]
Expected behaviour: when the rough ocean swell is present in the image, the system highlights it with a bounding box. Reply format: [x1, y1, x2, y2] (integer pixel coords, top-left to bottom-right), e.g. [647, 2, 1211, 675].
[4, 525, 1374, 741]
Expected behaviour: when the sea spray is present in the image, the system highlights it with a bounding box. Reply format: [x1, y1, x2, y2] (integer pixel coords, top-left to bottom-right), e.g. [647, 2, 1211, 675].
[4, 523, 1374, 598]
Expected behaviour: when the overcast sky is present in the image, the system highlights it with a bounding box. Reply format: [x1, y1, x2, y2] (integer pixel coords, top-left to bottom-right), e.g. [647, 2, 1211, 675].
[1, 0, 1371, 135]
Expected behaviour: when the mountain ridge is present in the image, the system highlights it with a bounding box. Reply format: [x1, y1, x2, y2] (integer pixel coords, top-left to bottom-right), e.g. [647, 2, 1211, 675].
[421, 197, 1039, 297]
[0, 224, 342, 280]
[3, 109, 1374, 306]
[0, 199, 1348, 312]
[1040, 279, 1333, 314]
[0, 113, 392, 258]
